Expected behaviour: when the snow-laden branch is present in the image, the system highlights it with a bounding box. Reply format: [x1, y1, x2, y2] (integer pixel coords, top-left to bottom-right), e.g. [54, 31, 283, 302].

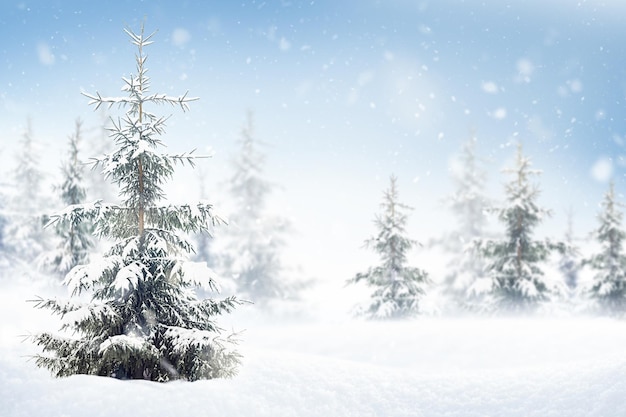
[81, 91, 199, 112]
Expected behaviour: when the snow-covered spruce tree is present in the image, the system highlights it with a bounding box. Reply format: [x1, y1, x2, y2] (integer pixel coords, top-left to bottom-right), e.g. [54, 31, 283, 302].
[348, 176, 429, 319]
[192, 170, 216, 268]
[559, 207, 580, 293]
[85, 110, 117, 204]
[581, 182, 626, 314]
[222, 111, 293, 304]
[38, 119, 94, 278]
[0, 182, 9, 269]
[5, 119, 49, 264]
[473, 143, 564, 313]
[31, 26, 241, 381]
[443, 136, 491, 308]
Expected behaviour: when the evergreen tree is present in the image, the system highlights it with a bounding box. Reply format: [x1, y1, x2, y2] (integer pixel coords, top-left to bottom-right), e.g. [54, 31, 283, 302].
[559, 207, 580, 292]
[222, 111, 293, 304]
[85, 110, 117, 204]
[5, 119, 49, 264]
[192, 169, 216, 268]
[443, 136, 490, 307]
[0, 181, 9, 269]
[581, 182, 626, 314]
[31, 26, 241, 382]
[474, 143, 564, 313]
[0, 147, 10, 270]
[39, 119, 94, 277]
[348, 176, 429, 319]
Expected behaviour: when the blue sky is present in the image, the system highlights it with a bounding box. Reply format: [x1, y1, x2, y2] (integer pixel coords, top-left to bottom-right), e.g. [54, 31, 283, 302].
[2, 0, 626, 279]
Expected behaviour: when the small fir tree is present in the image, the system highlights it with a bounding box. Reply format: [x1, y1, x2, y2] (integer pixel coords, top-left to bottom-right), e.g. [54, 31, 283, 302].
[559, 207, 580, 293]
[5, 119, 49, 264]
[443, 136, 491, 307]
[192, 169, 216, 268]
[85, 110, 117, 204]
[581, 182, 626, 314]
[0, 181, 9, 269]
[348, 176, 429, 319]
[39, 119, 94, 277]
[473, 143, 564, 313]
[222, 111, 293, 304]
[31, 26, 241, 382]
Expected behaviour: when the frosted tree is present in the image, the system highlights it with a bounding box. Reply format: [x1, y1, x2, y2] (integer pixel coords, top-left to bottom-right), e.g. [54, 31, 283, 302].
[39, 119, 94, 277]
[192, 170, 216, 268]
[0, 148, 7, 268]
[85, 110, 117, 203]
[5, 119, 49, 264]
[559, 207, 580, 293]
[0, 181, 8, 269]
[443, 136, 490, 307]
[31, 26, 241, 382]
[222, 111, 293, 304]
[348, 176, 429, 319]
[581, 182, 626, 314]
[0, 198, 5, 252]
[473, 143, 564, 313]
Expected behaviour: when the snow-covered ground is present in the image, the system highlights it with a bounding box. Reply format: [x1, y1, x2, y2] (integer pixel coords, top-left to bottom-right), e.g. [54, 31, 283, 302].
[2, 276, 625, 417]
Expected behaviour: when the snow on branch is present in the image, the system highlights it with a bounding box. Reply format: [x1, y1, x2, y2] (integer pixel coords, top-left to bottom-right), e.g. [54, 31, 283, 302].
[44, 200, 138, 240]
[112, 262, 144, 296]
[99, 334, 157, 361]
[123, 26, 156, 46]
[64, 255, 123, 296]
[81, 91, 199, 112]
[168, 261, 221, 292]
[60, 301, 120, 332]
[145, 202, 227, 233]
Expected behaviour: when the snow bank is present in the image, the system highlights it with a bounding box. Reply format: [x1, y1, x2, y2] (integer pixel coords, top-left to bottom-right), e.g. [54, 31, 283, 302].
[2, 343, 624, 417]
[2, 279, 625, 417]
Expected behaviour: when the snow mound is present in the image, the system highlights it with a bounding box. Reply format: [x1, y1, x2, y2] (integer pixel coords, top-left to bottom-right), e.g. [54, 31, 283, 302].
[2, 280, 625, 417]
[1, 344, 624, 417]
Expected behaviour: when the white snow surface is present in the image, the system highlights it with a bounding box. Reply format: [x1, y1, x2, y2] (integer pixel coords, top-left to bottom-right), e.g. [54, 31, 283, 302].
[2, 278, 626, 417]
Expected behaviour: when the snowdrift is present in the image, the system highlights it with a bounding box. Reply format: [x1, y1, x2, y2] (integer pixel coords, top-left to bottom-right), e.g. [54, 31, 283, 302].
[2, 280, 625, 417]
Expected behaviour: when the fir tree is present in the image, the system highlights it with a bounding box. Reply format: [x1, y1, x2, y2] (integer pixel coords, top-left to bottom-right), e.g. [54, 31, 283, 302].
[581, 182, 626, 314]
[443, 136, 490, 307]
[85, 110, 117, 204]
[474, 143, 564, 313]
[222, 111, 293, 304]
[0, 147, 9, 269]
[559, 207, 580, 292]
[39, 119, 94, 277]
[5, 119, 49, 264]
[31, 26, 241, 382]
[192, 169, 216, 268]
[0, 181, 9, 269]
[348, 176, 429, 319]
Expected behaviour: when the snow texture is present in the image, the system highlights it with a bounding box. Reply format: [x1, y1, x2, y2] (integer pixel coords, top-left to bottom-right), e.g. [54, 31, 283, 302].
[2, 278, 625, 417]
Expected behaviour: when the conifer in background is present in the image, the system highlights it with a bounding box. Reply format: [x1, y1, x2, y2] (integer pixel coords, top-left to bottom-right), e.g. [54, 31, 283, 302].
[559, 207, 580, 293]
[39, 119, 94, 277]
[5, 119, 49, 265]
[31, 26, 241, 381]
[192, 170, 216, 269]
[581, 182, 626, 314]
[85, 110, 117, 204]
[222, 111, 294, 304]
[348, 176, 429, 319]
[473, 143, 565, 312]
[0, 181, 8, 269]
[443, 136, 490, 308]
